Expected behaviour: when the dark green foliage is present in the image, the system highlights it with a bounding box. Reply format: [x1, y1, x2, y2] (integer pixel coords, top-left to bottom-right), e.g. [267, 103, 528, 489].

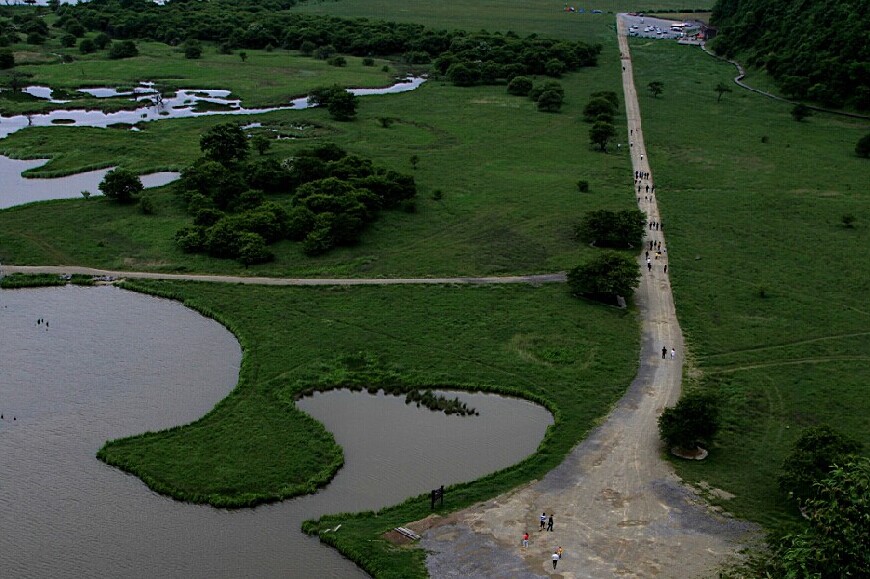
[138, 193, 156, 215]
[583, 96, 617, 123]
[778, 425, 862, 505]
[658, 391, 721, 450]
[589, 121, 615, 152]
[567, 251, 640, 300]
[98, 168, 143, 203]
[184, 39, 203, 59]
[529, 80, 563, 103]
[108, 39, 138, 59]
[647, 80, 664, 98]
[791, 103, 811, 122]
[507, 75, 533, 96]
[855, 133, 870, 158]
[299, 40, 316, 56]
[251, 133, 272, 156]
[237, 232, 273, 266]
[0, 49, 12, 69]
[536, 89, 563, 113]
[200, 122, 249, 165]
[361, 57, 374, 66]
[93, 32, 111, 50]
[327, 55, 347, 67]
[60, 33, 77, 48]
[714, 81, 731, 103]
[774, 459, 870, 578]
[577, 180, 589, 193]
[710, 0, 870, 109]
[307, 85, 357, 121]
[79, 38, 96, 54]
[576, 209, 646, 248]
[841, 214, 856, 228]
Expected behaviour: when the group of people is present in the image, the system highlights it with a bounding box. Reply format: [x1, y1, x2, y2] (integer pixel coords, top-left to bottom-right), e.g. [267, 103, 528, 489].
[521, 515, 564, 569]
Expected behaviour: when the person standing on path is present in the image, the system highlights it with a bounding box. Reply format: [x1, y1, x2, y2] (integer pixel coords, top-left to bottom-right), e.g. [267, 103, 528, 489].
[522, 532, 529, 548]
[540, 512, 547, 531]
[547, 514, 554, 532]
[662, 346, 668, 359]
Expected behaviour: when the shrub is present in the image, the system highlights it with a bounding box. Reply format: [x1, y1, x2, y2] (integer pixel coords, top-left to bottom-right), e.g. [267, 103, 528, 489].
[108, 40, 138, 60]
[778, 425, 862, 504]
[577, 180, 589, 193]
[507, 75, 533, 96]
[138, 194, 156, 215]
[658, 391, 720, 450]
[362, 57, 375, 66]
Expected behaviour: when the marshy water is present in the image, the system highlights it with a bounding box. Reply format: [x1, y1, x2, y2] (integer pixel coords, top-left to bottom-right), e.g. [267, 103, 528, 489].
[0, 285, 552, 577]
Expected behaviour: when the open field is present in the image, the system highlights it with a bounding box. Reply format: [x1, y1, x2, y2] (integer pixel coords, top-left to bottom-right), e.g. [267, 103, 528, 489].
[629, 39, 870, 530]
[0, 41, 633, 277]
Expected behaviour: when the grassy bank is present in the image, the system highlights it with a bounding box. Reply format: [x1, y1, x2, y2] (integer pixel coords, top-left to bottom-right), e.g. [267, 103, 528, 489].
[99, 280, 638, 512]
[629, 40, 870, 531]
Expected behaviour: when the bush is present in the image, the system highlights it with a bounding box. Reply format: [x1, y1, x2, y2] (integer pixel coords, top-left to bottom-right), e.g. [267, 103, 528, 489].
[108, 40, 138, 60]
[98, 168, 143, 203]
[138, 194, 156, 215]
[658, 391, 720, 451]
[184, 40, 202, 59]
[61, 33, 77, 48]
[507, 75, 533, 96]
[577, 180, 589, 193]
[361, 57, 375, 66]
[0, 49, 13, 69]
[93, 32, 111, 50]
[79, 38, 96, 54]
[237, 232, 273, 265]
[778, 425, 862, 504]
[327, 55, 347, 67]
[567, 251, 640, 300]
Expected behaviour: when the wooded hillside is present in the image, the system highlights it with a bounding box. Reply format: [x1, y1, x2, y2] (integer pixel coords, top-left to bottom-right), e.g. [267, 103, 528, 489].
[710, 0, 870, 110]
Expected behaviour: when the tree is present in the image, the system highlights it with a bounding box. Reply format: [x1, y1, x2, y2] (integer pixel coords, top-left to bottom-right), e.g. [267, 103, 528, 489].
[791, 103, 812, 122]
[507, 75, 533, 96]
[237, 232, 273, 266]
[200, 123, 249, 165]
[536, 89, 563, 112]
[61, 33, 77, 48]
[583, 97, 616, 122]
[777, 458, 870, 578]
[589, 121, 616, 152]
[184, 40, 202, 60]
[778, 425, 862, 504]
[93, 33, 111, 50]
[239, 52, 248, 62]
[251, 133, 272, 156]
[108, 40, 138, 60]
[567, 251, 640, 300]
[855, 133, 870, 158]
[715, 81, 732, 103]
[576, 209, 646, 248]
[326, 90, 357, 121]
[79, 38, 96, 54]
[99, 168, 143, 203]
[647, 81, 664, 98]
[0, 49, 14, 70]
[658, 391, 720, 451]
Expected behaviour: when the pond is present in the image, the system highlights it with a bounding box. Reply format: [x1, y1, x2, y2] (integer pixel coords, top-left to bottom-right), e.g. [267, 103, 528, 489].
[0, 286, 552, 577]
[0, 155, 179, 209]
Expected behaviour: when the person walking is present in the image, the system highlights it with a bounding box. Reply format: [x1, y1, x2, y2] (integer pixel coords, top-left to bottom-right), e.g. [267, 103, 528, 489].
[547, 514, 554, 532]
[671, 348, 676, 360]
[552, 550, 560, 570]
[662, 346, 667, 359]
[522, 532, 529, 548]
[540, 512, 547, 531]
[664, 264, 668, 274]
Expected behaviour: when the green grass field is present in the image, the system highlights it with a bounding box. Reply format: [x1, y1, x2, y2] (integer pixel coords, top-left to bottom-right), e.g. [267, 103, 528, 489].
[629, 39, 870, 530]
[0, 38, 634, 277]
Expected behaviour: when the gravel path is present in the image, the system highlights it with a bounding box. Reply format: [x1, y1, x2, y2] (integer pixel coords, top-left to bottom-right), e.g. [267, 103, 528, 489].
[1, 265, 566, 286]
[419, 17, 757, 578]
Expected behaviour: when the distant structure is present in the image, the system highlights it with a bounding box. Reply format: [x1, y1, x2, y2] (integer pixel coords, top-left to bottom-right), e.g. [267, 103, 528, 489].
[700, 23, 718, 41]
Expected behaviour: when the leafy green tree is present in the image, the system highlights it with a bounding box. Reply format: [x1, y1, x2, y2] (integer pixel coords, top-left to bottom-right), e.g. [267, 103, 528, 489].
[507, 75, 533, 96]
[98, 168, 143, 203]
[647, 81, 664, 98]
[777, 458, 870, 578]
[251, 133, 272, 156]
[658, 391, 721, 451]
[200, 123, 249, 165]
[79, 38, 96, 54]
[778, 425, 862, 504]
[590, 90, 619, 109]
[61, 33, 76, 48]
[529, 81, 563, 102]
[184, 39, 202, 59]
[327, 90, 357, 121]
[93, 33, 111, 50]
[536, 89, 563, 112]
[108, 40, 138, 60]
[237, 232, 273, 266]
[576, 209, 646, 248]
[589, 121, 616, 152]
[544, 58, 565, 77]
[0, 49, 13, 70]
[791, 103, 812, 121]
[583, 97, 616, 122]
[855, 133, 870, 158]
[567, 251, 640, 299]
[715, 81, 732, 103]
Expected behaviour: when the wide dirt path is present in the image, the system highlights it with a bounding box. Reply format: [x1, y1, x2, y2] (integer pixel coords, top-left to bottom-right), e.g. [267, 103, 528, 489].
[1, 265, 565, 286]
[418, 17, 756, 578]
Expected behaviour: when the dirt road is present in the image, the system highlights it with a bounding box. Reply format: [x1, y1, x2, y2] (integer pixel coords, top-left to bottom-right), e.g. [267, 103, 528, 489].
[418, 16, 756, 578]
[0, 265, 566, 286]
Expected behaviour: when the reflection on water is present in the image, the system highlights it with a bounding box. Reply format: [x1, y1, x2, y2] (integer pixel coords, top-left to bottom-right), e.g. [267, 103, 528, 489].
[0, 77, 426, 139]
[0, 155, 179, 209]
[0, 286, 551, 577]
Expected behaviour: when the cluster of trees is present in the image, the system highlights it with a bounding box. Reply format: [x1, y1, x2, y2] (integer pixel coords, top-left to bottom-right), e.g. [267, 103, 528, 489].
[173, 123, 416, 263]
[50, 0, 600, 86]
[506, 77, 564, 112]
[0, 10, 48, 46]
[583, 91, 619, 152]
[710, 0, 870, 110]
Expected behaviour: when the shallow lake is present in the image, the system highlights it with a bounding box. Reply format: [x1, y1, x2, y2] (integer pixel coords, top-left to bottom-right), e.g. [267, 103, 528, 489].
[0, 285, 552, 577]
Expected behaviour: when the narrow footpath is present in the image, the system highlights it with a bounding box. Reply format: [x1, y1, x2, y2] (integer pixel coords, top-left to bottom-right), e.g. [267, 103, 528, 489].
[417, 17, 756, 578]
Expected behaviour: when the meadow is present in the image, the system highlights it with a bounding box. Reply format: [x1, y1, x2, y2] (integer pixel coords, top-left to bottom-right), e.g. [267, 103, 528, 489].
[629, 39, 870, 530]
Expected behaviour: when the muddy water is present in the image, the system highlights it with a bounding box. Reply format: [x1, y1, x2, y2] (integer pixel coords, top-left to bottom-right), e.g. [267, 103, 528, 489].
[0, 286, 551, 577]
